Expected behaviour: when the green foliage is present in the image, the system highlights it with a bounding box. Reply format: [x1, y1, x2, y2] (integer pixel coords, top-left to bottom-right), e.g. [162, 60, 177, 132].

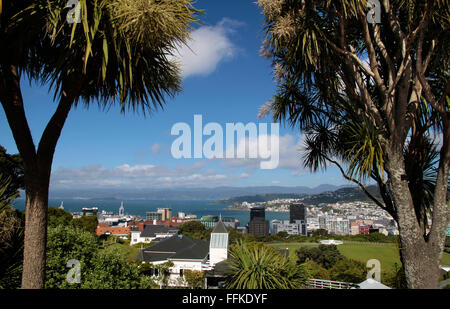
[178, 221, 212, 241]
[0, 176, 24, 289]
[81, 250, 148, 289]
[183, 270, 205, 289]
[295, 245, 345, 269]
[48, 207, 98, 235]
[302, 260, 331, 280]
[45, 225, 155, 289]
[73, 215, 98, 234]
[48, 207, 74, 228]
[383, 263, 408, 289]
[3, 0, 201, 112]
[312, 229, 329, 238]
[45, 225, 98, 288]
[329, 258, 367, 283]
[0, 206, 24, 289]
[0, 146, 24, 201]
[179, 221, 206, 234]
[226, 241, 309, 289]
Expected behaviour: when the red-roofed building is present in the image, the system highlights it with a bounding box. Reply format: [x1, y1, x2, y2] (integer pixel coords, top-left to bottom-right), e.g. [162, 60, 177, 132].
[96, 226, 130, 239]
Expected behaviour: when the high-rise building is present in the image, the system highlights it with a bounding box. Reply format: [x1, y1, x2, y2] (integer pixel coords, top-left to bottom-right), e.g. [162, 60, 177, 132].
[290, 203, 306, 223]
[157, 208, 173, 221]
[248, 206, 269, 237]
[250, 205, 265, 222]
[272, 220, 307, 236]
[146, 211, 163, 221]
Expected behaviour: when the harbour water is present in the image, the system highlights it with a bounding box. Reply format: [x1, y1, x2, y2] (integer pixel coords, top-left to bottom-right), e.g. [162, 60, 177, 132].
[11, 199, 290, 228]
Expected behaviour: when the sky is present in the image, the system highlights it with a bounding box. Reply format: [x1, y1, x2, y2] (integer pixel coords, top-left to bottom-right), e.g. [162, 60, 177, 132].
[0, 0, 350, 191]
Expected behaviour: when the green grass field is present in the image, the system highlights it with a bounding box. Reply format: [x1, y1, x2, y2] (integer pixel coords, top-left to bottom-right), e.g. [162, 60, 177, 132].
[269, 242, 450, 272]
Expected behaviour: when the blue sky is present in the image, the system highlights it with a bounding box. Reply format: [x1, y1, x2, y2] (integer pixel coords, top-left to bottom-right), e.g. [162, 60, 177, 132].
[0, 0, 349, 190]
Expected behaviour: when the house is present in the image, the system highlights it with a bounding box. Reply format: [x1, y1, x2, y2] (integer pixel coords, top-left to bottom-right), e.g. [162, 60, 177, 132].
[136, 234, 209, 287]
[130, 224, 179, 246]
[96, 226, 130, 239]
[136, 219, 230, 288]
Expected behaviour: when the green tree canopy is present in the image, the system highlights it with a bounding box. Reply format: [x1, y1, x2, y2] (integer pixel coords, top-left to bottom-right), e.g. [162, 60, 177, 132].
[295, 245, 345, 269]
[0, 146, 24, 201]
[329, 258, 367, 284]
[0, 177, 24, 289]
[45, 224, 154, 289]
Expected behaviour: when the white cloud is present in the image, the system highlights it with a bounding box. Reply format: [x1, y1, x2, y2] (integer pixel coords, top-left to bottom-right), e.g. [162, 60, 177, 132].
[221, 133, 306, 174]
[50, 161, 229, 189]
[169, 18, 243, 78]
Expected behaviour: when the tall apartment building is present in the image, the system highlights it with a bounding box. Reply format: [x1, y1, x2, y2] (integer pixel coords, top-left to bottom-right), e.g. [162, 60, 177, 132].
[248, 206, 269, 237]
[290, 203, 306, 223]
[146, 211, 163, 221]
[289, 203, 307, 235]
[328, 218, 350, 235]
[272, 219, 306, 236]
[157, 208, 173, 221]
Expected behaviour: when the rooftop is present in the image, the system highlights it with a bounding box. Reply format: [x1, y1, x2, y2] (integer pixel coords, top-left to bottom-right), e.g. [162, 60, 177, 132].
[136, 234, 209, 263]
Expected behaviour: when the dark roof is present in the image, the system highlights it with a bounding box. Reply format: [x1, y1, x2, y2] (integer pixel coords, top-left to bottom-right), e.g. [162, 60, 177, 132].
[211, 220, 229, 234]
[206, 260, 231, 277]
[136, 234, 209, 263]
[140, 225, 179, 238]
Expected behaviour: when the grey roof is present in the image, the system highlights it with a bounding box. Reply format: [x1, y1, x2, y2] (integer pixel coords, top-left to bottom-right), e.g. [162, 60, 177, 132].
[140, 225, 179, 238]
[211, 220, 229, 234]
[206, 260, 231, 277]
[136, 234, 209, 263]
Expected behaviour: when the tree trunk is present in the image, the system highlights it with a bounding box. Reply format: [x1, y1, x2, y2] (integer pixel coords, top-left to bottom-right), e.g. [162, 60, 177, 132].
[387, 148, 443, 289]
[21, 169, 50, 289]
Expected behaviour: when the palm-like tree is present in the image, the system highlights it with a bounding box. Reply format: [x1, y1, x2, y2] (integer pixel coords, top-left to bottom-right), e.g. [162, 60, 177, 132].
[257, 0, 449, 288]
[0, 0, 200, 288]
[226, 241, 309, 289]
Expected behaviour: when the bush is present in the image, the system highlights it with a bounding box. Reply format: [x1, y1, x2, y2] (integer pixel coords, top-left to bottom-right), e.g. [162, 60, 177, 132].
[302, 260, 331, 280]
[45, 225, 154, 289]
[329, 259, 367, 284]
[296, 245, 345, 269]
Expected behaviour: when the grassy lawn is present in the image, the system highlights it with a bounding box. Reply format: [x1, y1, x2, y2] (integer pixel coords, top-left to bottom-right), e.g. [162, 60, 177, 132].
[269, 242, 450, 272]
[337, 243, 400, 271]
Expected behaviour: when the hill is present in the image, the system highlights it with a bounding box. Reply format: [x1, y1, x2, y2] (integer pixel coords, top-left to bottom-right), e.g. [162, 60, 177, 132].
[219, 185, 381, 205]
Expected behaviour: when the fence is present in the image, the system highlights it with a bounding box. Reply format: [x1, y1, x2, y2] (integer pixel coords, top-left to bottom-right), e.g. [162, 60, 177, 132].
[308, 279, 359, 289]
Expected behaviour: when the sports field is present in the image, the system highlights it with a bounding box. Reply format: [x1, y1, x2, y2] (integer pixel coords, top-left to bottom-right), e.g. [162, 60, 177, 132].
[269, 242, 450, 272]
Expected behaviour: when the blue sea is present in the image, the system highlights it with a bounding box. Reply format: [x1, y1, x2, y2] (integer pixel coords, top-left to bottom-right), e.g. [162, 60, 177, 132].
[11, 199, 290, 228]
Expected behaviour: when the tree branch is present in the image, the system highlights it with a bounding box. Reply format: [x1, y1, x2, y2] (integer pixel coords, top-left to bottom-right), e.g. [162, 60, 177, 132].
[37, 77, 83, 174]
[0, 65, 37, 166]
[324, 155, 388, 211]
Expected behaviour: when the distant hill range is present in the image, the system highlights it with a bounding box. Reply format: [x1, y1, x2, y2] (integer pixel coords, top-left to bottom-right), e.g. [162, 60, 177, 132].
[220, 185, 381, 205]
[46, 184, 354, 201]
